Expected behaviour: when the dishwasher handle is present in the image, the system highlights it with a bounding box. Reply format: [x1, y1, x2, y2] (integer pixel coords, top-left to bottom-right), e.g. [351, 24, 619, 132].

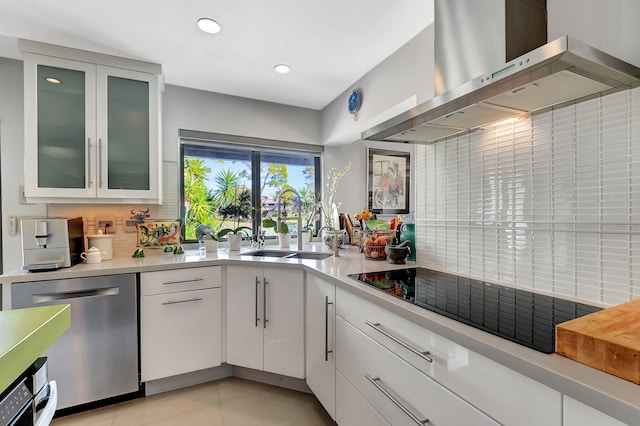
[32, 287, 119, 303]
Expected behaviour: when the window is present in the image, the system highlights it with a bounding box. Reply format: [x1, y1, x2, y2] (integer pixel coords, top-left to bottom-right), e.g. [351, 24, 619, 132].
[180, 131, 322, 242]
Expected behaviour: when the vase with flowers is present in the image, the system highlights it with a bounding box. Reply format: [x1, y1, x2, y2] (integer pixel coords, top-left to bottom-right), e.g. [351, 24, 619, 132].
[320, 162, 351, 247]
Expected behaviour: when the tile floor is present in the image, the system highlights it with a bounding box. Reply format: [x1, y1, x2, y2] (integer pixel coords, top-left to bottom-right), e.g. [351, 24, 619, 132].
[51, 377, 336, 426]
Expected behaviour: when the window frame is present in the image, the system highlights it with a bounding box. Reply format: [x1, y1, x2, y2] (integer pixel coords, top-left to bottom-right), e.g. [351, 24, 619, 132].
[179, 130, 323, 243]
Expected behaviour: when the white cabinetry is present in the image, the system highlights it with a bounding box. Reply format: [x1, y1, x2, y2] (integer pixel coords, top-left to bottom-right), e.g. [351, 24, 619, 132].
[563, 396, 628, 426]
[336, 371, 390, 426]
[226, 265, 304, 378]
[336, 315, 499, 426]
[336, 287, 562, 426]
[23, 51, 161, 203]
[140, 267, 221, 382]
[305, 273, 335, 419]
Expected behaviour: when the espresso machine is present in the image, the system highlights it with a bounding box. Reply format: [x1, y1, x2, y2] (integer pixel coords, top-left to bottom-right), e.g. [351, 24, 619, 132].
[21, 217, 84, 271]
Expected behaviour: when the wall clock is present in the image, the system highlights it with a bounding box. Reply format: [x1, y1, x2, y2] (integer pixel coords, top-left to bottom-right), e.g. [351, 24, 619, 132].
[348, 89, 362, 120]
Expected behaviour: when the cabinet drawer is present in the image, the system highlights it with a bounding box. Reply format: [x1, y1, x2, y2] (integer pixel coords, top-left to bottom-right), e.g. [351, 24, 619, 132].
[336, 371, 390, 426]
[141, 288, 221, 381]
[141, 266, 221, 295]
[336, 287, 561, 426]
[336, 315, 499, 426]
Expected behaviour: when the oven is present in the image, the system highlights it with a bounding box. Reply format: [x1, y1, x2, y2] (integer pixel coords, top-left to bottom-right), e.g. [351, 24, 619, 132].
[0, 358, 57, 426]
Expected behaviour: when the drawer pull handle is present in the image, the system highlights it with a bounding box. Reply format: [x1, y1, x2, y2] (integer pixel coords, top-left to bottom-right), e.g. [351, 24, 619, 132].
[162, 297, 203, 305]
[365, 321, 433, 363]
[365, 374, 429, 425]
[162, 278, 204, 285]
[325, 295, 333, 361]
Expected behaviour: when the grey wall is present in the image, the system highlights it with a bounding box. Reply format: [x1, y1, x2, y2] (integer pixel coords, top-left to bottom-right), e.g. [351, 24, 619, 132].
[548, 0, 640, 67]
[321, 24, 434, 146]
[162, 85, 322, 163]
[0, 58, 47, 271]
[0, 59, 324, 272]
[320, 25, 434, 219]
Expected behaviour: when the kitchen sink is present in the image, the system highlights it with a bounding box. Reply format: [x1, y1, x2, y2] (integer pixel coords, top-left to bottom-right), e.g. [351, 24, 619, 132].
[285, 252, 333, 260]
[241, 250, 333, 260]
[241, 250, 296, 257]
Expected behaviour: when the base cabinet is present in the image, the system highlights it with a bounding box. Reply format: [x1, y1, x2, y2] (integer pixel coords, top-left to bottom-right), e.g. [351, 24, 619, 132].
[305, 273, 336, 419]
[336, 371, 390, 426]
[140, 267, 222, 382]
[227, 265, 304, 378]
[336, 315, 499, 426]
[563, 396, 628, 426]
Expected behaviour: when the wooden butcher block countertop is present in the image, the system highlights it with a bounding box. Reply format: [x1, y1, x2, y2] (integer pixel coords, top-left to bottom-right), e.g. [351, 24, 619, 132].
[556, 298, 640, 384]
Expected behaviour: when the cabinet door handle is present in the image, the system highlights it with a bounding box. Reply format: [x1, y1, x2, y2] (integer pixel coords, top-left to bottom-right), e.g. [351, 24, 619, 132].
[162, 278, 204, 285]
[365, 374, 430, 425]
[365, 321, 433, 363]
[325, 295, 333, 361]
[263, 277, 269, 329]
[162, 297, 203, 305]
[255, 277, 260, 327]
[98, 138, 103, 188]
[87, 138, 93, 188]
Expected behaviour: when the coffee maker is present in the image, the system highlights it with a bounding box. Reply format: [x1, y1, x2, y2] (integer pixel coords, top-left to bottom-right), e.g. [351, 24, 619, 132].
[21, 217, 84, 271]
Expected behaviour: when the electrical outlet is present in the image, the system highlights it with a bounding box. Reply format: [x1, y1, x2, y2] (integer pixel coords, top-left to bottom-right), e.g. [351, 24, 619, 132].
[124, 220, 138, 233]
[98, 221, 115, 234]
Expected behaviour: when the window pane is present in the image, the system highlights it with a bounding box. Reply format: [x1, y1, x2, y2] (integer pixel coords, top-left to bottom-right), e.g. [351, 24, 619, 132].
[260, 152, 318, 238]
[183, 146, 252, 240]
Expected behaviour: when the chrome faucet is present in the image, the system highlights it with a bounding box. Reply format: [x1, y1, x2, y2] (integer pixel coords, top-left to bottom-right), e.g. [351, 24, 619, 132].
[317, 225, 340, 257]
[277, 188, 303, 251]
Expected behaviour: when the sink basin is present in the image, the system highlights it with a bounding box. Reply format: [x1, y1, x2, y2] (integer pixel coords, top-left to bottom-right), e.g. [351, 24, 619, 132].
[285, 252, 333, 260]
[241, 250, 296, 258]
[241, 250, 333, 260]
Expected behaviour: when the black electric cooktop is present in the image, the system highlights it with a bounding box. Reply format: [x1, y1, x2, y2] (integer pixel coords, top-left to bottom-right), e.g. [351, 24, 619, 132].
[348, 268, 601, 353]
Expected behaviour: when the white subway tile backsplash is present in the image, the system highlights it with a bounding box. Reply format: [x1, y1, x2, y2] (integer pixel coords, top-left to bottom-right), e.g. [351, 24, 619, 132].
[416, 86, 640, 305]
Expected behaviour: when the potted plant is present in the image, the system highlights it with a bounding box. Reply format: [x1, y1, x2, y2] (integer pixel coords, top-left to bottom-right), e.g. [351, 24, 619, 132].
[216, 183, 254, 251]
[195, 224, 217, 251]
[261, 218, 290, 248]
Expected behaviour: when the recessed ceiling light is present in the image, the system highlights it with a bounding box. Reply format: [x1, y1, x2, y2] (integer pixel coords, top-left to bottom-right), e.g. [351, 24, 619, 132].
[45, 77, 61, 84]
[274, 64, 292, 74]
[197, 18, 221, 34]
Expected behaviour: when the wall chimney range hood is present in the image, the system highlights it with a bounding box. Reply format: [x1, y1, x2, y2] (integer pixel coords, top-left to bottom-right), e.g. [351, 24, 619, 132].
[362, 1, 640, 144]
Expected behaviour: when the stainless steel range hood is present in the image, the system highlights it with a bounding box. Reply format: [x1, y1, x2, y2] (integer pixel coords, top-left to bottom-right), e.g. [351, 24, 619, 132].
[362, 2, 640, 144]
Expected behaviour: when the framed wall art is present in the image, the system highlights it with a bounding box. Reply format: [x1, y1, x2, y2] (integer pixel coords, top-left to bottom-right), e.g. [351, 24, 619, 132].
[367, 148, 410, 215]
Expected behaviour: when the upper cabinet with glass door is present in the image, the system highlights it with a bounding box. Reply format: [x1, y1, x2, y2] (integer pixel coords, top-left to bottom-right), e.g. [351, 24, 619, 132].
[23, 46, 162, 204]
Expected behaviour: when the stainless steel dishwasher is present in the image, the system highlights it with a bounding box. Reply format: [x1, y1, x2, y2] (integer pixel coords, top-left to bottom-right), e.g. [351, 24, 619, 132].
[12, 274, 139, 410]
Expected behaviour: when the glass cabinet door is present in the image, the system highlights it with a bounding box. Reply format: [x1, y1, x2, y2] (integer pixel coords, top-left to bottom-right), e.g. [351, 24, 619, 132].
[37, 65, 86, 188]
[23, 54, 96, 198]
[96, 66, 159, 200]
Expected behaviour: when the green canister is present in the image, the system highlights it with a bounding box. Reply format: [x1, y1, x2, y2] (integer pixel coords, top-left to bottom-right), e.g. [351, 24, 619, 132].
[399, 223, 416, 261]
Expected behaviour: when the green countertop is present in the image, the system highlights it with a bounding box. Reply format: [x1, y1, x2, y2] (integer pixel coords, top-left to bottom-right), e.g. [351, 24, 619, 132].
[0, 304, 70, 393]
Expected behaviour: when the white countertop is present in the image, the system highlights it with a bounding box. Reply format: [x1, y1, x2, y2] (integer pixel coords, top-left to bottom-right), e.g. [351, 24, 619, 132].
[2, 243, 638, 424]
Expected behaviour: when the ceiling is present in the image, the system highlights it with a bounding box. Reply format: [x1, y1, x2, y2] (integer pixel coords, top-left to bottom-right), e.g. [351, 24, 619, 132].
[0, 0, 433, 110]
